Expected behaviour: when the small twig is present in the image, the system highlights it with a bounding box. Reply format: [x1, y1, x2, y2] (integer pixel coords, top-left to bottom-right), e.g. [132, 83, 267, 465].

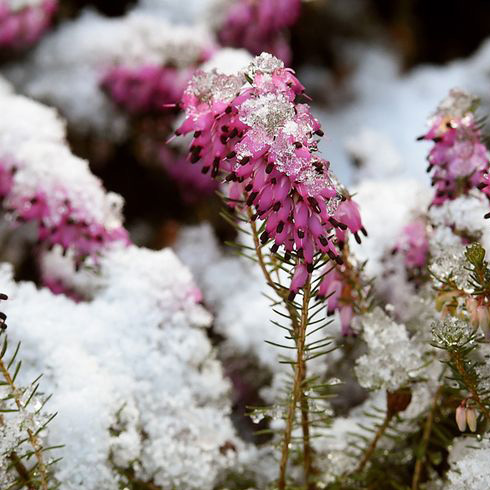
[411, 386, 443, 490]
[356, 411, 393, 473]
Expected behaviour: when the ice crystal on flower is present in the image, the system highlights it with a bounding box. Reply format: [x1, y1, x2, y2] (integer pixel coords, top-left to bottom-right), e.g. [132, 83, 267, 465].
[429, 245, 471, 290]
[246, 51, 285, 75]
[431, 317, 475, 351]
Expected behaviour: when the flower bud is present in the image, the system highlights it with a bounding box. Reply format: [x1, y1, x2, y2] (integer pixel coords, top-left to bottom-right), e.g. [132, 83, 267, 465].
[477, 305, 490, 340]
[466, 297, 479, 328]
[466, 407, 478, 432]
[455, 405, 467, 432]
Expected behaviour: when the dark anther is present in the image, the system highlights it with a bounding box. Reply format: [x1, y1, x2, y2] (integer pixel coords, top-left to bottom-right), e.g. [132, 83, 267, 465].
[226, 151, 236, 159]
[307, 263, 314, 273]
[354, 232, 361, 244]
[273, 202, 281, 211]
[190, 153, 201, 164]
[225, 172, 236, 182]
[335, 255, 344, 265]
[174, 129, 181, 136]
[315, 129, 324, 137]
[307, 196, 321, 213]
[212, 161, 220, 178]
[265, 163, 274, 174]
[477, 182, 487, 190]
[229, 128, 238, 139]
[276, 221, 284, 233]
[240, 156, 250, 165]
[247, 192, 258, 206]
[220, 135, 228, 144]
[294, 142, 302, 148]
[485, 212, 490, 219]
[221, 125, 229, 132]
[319, 236, 328, 246]
[271, 244, 279, 253]
[284, 252, 291, 262]
[426, 164, 433, 173]
[0, 294, 7, 301]
[361, 227, 368, 237]
[194, 131, 201, 138]
[288, 291, 296, 302]
[190, 145, 202, 154]
[260, 231, 269, 244]
[297, 248, 304, 259]
[433, 136, 442, 143]
[245, 184, 253, 192]
[416, 135, 425, 141]
[201, 166, 210, 174]
[225, 106, 232, 114]
[297, 229, 305, 238]
[270, 178, 277, 184]
[329, 217, 347, 230]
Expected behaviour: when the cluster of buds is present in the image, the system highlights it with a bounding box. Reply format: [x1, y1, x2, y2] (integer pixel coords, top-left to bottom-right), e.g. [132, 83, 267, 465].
[216, 0, 301, 64]
[419, 88, 490, 206]
[393, 218, 430, 270]
[0, 0, 57, 51]
[455, 400, 478, 432]
[176, 53, 364, 299]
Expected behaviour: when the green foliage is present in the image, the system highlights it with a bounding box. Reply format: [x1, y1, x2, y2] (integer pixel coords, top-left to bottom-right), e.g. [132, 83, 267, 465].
[0, 326, 60, 489]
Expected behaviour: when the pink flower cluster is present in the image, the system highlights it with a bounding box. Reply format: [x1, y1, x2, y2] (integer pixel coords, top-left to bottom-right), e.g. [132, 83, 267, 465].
[420, 89, 490, 206]
[394, 219, 430, 270]
[176, 53, 364, 299]
[158, 147, 218, 204]
[0, 0, 57, 50]
[0, 157, 128, 267]
[217, 0, 300, 64]
[101, 64, 198, 115]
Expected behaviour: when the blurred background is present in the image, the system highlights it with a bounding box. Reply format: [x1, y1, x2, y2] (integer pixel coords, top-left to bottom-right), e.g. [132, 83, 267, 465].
[3, 0, 490, 257]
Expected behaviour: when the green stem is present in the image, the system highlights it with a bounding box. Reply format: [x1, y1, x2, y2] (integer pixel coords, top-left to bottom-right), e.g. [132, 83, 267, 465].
[248, 214, 315, 489]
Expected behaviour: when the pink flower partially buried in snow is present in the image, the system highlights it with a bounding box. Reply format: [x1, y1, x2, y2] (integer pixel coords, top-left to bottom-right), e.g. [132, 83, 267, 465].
[216, 0, 301, 64]
[0, 0, 58, 50]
